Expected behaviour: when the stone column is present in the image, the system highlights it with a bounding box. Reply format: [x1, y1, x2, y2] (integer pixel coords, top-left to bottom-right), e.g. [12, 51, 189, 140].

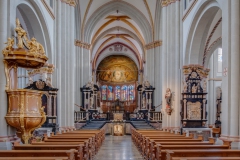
[230, 0, 240, 137]
[161, 6, 167, 129]
[0, 0, 8, 138]
[56, 0, 62, 127]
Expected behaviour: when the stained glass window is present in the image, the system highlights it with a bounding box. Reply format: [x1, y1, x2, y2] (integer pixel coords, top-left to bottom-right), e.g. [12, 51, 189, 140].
[128, 85, 135, 100]
[101, 85, 107, 100]
[121, 85, 128, 101]
[115, 86, 121, 100]
[107, 86, 113, 100]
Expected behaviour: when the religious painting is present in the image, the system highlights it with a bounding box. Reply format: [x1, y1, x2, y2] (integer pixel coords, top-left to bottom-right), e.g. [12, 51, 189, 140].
[128, 85, 135, 100]
[115, 86, 121, 100]
[97, 55, 138, 82]
[101, 85, 107, 100]
[121, 85, 128, 101]
[107, 86, 113, 100]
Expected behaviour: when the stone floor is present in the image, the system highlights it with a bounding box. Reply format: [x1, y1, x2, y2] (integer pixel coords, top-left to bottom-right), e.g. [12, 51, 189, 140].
[95, 135, 144, 160]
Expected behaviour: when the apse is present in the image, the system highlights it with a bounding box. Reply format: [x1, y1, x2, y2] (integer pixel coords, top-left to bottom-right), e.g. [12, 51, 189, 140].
[97, 55, 138, 83]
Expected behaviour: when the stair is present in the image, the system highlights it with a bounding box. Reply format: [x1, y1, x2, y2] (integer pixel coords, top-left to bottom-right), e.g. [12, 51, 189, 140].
[80, 121, 106, 130]
[131, 121, 155, 130]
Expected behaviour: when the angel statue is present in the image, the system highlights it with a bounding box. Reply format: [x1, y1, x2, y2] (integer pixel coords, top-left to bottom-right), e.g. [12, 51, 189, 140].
[165, 88, 172, 109]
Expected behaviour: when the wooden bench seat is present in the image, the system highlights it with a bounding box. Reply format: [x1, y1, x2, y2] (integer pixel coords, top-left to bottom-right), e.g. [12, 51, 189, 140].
[0, 149, 76, 160]
[0, 157, 69, 160]
[148, 142, 231, 160]
[13, 144, 85, 160]
[32, 141, 93, 159]
[165, 149, 240, 160]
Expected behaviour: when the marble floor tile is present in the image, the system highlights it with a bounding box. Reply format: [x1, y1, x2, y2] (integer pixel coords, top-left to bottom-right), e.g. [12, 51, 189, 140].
[95, 135, 144, 160]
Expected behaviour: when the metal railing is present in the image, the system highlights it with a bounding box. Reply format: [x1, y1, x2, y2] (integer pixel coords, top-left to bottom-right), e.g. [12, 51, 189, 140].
[74, 111, 87, 122]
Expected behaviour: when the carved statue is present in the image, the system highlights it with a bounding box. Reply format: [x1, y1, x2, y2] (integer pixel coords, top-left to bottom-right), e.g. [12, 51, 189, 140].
[203, 79, 207, 92]
[28, 37, 45, 56]
[27, 76, 34, 87]
[46, 77, 52, 87]
[142, 97, 146, 109]
[165, 88, 172, 108]
[2, 38, 14, 56]
[15, 18, 28, 49]
[183, 80, 187, 92]
[89, 96, 94, 109]
[191, 84, 197, 93]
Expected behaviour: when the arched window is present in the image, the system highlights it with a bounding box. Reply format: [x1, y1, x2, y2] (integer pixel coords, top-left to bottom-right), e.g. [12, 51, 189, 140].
[115, 86, 121, 100]
[101, 85, 107, 100]
[121, 85, 128, 101]
[128, 85, 135, 100]
[107, 86, 113, 100]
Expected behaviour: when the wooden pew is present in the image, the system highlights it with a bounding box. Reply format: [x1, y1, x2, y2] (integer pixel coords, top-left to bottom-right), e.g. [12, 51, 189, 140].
[0, 157, 69, 160]
[0, 149, 76, 160]
[155, 144, 233, 160]
[31, 142, 91, 160]
[165, 149, 240, 160]
[13, 143, 84, 160]
[46, 135, 99, 154]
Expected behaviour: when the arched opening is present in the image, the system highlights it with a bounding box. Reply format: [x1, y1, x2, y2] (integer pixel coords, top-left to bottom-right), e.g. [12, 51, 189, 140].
[185, 0, 222, 65]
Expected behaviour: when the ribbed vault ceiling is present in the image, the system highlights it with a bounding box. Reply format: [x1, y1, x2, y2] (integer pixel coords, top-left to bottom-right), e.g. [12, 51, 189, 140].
[78, 0, 158, 70]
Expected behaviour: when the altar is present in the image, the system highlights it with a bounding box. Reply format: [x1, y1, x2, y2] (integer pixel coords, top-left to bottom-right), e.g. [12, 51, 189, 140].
[110, 113, 127, 136]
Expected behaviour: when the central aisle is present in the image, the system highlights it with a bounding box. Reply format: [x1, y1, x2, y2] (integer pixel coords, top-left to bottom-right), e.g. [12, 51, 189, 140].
[95, 135, 144, 160]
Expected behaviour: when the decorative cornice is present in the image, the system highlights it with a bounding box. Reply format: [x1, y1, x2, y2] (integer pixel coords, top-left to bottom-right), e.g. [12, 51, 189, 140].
[41, 0, 55, 20]
[182, 0, 198, 21]
[61, 0, 77, 7]
[161, 0, 180, 7]
[75, 40, 91, 50]
[145, 40, 162, 50]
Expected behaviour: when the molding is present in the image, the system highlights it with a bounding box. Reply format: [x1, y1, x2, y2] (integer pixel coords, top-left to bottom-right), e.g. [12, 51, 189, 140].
[41, 0, 55, 20]
[81, 0, 93, 40]
[208, 78, 222, 81]
[75, 40, 91, 50]
[182, 0, 198, 21]
[61, 0, 77, 7]
[161, 0, 180, 7]
[202, 17, 222, 65]
[145, 40, 162, 50]
[143, 0, 154, 29]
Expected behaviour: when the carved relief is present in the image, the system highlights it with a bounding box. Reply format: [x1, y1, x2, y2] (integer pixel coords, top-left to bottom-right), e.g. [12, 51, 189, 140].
[114, 44, 123, 52]
[36, 80, 45, 89]
[187, 102, 201, 120]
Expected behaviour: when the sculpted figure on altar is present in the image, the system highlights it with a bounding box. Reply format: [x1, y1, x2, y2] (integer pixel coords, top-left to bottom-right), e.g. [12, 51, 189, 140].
[192, 84, 197, 93]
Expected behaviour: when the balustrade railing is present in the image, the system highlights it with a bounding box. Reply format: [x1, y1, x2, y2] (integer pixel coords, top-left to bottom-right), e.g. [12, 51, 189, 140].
[149, 111, 162, 122]
[74, 111, 87, 122]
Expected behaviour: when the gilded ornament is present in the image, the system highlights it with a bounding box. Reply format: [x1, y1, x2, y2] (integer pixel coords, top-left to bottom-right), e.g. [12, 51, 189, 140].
[2, 38, 14, 56]
[36, 80, 45, 89]
[145, 40, 162, 50]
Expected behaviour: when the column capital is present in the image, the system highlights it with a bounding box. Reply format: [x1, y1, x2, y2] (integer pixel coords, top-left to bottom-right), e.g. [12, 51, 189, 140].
[61, 0, 77, 7]
[75, 40, 91, 50]
[161, 0, 180, 7]
[145, 40, 162, 50]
